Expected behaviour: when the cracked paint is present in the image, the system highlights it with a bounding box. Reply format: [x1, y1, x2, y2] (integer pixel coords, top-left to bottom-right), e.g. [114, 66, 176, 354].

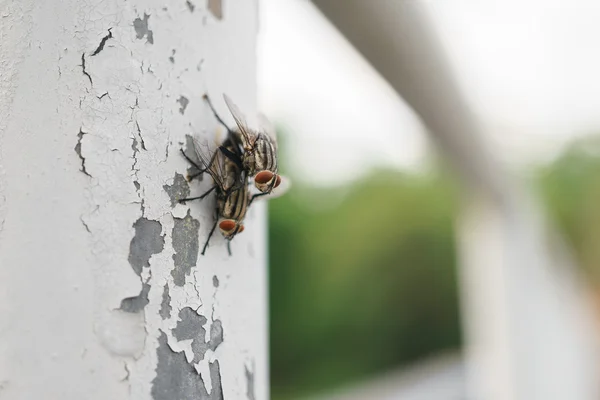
[186, 0, 195, 12]
[134, 13, 154, 44]
[80, 53, 92, 85]
[208, 319, 223, 351]
[159, 284, 172, 320]
[163, 173, 190, 208]
[120, 282, 151, 313]
[1, 0, 266, 398]
[74, 129, 91, 177]
[172, 308, 224, 363]
[152, 331, 223, 400]
[171, 210, 200, 286]
[91, 29, 113, 56]
[177, 95, 189, 115]
[128, 217, 165, 276]
[245, 365, 256, 400]
[172, 307, 209, 363]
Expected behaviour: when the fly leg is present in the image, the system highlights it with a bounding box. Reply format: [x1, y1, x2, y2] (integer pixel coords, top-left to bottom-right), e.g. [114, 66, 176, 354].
[249, 192, 269, 206]
[202, 94, 236, 136]
[178, 185, 216, 203]
[201, 217, 219, 256]
[226, 240, 232, 256]
[180, 149, 207, 181]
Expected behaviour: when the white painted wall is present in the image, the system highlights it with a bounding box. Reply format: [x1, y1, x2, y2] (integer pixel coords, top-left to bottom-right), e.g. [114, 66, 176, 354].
[0, 0, 267, 399]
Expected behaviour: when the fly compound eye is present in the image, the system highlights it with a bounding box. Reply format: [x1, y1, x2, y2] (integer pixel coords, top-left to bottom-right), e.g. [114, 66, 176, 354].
[219, 220, 237, 236]
[255, 170, 274, 185]
[237, 225, 245, 233]
[274, 175, 282, 188]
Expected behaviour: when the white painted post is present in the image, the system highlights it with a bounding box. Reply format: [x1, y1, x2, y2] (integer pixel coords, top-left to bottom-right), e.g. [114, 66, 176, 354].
[0, 1, 267, 399]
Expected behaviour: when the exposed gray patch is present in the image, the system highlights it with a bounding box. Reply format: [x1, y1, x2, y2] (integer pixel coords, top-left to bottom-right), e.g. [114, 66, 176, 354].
[177, 96, 189, 115]
[212, 275, 219, 288]
[120, 282, 150, 313]
[245, 365, 256, 400]
[208, 320, 223, 351]
[129, 218, 165, 276]
[159, 284, 172, 320]
[169, 49, 176, 63]
[80, 53, 92, 85]
[172, 308, 209, 363]
[133, 13, 154, 44]
[91, 28, 113, 56]
[207, 0, 223, 19]
[152, 331, 211, 400]
[163, 173, 190, 207]
[75, 129, 91, 177]
[209, 361, 224, 400]
[186, 0, 195, 12]
[171, 210, 200, 286]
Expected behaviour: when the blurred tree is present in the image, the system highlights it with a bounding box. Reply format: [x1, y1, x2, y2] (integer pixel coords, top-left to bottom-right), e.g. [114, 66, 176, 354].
[537, 136, 600, 281]
[268, 170, 462, 399]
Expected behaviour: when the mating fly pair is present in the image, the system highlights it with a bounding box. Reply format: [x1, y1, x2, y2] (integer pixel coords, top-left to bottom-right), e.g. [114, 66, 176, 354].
[179, 93, 287, 256]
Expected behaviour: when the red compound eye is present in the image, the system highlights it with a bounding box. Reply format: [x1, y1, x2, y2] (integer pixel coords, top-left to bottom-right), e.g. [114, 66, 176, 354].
[237, 225, 245, 233]
[219, 220, 236, 233]
[274, 175, 282, 188]
[255, 170, 274, 184]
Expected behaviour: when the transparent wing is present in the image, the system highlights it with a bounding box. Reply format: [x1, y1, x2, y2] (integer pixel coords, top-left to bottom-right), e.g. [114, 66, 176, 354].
[191, 137, 226, 190]
[223, 94, 257, 149]
[257, 112, 278, 150]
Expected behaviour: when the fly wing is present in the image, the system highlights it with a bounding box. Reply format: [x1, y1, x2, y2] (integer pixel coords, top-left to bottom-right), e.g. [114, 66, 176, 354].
[191, 137, 226, 190]
[223, 94, 257, 149]
[257, 112, 278, 151]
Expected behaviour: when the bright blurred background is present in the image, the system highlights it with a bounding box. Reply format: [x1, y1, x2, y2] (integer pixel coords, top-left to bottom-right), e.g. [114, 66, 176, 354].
[257, 0, 600, 399]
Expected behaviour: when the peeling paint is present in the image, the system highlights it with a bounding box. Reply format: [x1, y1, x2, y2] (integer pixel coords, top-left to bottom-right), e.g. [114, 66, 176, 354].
[245, 365, 256, 400]
[80, 53, 92, 85]
[91, 28, 113, 56]
[134, 120, 147, 151]
[152, 331, 211, 400]
[171, 210, 200, 286]
[128, 218, 165, 276]
[207, 0, 223, 20]
[209, 361, 224, 400]
[120, 282, 150, 313]
[74, 129, 91, 177]
[186, 0, 195, 12]
[133, 13, 154, 44]
[159, 284, 172, 320]
[172, 307, 209, 363]
[163, 173, 190, 207]
[208, 320, 223, 351]
[177, 95, 189, 115]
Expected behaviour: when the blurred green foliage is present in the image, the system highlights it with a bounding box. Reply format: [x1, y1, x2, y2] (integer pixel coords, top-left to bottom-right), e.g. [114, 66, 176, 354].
[536, 137, 600, 281]
[268, 170, 462, 399]
[268, 135, 600, 400]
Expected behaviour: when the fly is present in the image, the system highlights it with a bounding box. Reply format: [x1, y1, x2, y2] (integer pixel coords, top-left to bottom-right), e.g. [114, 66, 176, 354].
[179, 138, 249, 256]
[202, 93, 286, 199]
